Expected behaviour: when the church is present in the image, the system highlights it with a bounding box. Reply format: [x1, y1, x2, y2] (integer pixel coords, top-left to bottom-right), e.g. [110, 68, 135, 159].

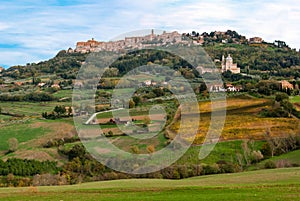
[221, 54, 240, 74]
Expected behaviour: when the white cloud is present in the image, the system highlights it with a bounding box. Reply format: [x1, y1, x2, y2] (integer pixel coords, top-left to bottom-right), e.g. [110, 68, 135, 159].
[0, 0, 300, 67]
[0, 22, 10, 31]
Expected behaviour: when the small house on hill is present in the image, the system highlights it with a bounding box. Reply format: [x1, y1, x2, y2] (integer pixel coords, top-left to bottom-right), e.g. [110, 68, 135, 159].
[280, 80, 294, 90]
[51, 84, 61, 89]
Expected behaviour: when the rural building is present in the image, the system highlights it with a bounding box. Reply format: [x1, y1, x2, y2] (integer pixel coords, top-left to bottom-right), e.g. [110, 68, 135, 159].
[226, 84, 241, 92]
[281, 80, 294, 90]
[37, 82, 46, 87]
[208, 84, 226, 92]
[248, 37, 263, 44]
[51, 84, 61, 89]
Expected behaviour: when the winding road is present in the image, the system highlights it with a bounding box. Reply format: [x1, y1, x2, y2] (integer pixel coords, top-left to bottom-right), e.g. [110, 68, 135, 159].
[84, 108, 124, 124]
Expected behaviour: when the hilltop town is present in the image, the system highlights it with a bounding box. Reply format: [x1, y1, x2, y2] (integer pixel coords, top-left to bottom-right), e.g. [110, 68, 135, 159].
[69, 30, 271, 75]
[72, 30, 184, 53]
[71, 30, 271, 55]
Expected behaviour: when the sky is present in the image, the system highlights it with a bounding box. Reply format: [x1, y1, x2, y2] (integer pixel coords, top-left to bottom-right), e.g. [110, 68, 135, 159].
[0, 0, 299, 68]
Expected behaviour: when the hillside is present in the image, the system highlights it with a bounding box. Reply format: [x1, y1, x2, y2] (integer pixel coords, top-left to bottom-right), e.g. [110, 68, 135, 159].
[0, 30, 299, 188]
[1, 30, 300, 80]
[0, 167, 299, 201]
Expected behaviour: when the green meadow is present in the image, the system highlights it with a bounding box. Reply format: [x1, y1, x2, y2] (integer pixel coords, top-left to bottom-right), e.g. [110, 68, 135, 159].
[0, 168, 299, 201]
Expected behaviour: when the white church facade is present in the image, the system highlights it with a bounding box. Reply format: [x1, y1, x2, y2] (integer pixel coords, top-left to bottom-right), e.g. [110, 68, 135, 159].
[221, 54, 240, 74]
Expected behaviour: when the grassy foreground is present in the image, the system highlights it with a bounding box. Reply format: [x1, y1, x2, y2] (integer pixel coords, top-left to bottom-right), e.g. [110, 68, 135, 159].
[0, 168, 299, 201]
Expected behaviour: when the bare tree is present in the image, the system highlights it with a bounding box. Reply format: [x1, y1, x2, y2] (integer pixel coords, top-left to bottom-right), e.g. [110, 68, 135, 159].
[264, 129, 300, 157]
[251, 150, 264, 163]
[235, 153, 244, 171]
[241, 140, 251, 166]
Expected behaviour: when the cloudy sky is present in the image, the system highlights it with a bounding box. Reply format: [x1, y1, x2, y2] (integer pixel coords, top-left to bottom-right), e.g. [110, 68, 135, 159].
[0, 0, 299, 68]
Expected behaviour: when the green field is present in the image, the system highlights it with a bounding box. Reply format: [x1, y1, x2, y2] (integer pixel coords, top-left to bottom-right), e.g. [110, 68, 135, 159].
[254, 149, 300, 169]
[52, 89, 73, 99]
[290, 96, 300, 103]
[0, 114, 11, 121]
[0, 168, 299, 201]
[0, 118, 75, 161]
[0, 120, 50, 150]
[0, 101, 69, 116]
[176, 140, 265, 165]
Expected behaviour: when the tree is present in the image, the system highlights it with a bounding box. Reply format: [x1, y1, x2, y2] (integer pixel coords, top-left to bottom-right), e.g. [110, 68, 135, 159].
[275, 92, 289, 102]
[128, 99, 135, 108]
[153, 88, 164, 97]
[143, 116, 151, 126]
[68, 144, 86, 160]
[132, 96, 141, 106]
[199, 83, 207, 92]
[8, 138, 18, 152]
[281, 99, 294, 117]
[33, 77, 41, 85]
[251, 150, 264, 163]
[131, 145, 140, 154]
[107, 130, 113, 137]
[67, 107, 73, 116]
[54, 105, 66, 117]
[241, 140, 251, 166]
[261, 142, 272, 158]
[146, 145, 155, 154]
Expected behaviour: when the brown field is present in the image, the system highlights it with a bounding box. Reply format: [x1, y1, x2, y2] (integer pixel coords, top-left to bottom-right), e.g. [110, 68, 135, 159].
[170, 97, 300, 144]
[96, 114, 165, 124]
[2, 96, 298, 162]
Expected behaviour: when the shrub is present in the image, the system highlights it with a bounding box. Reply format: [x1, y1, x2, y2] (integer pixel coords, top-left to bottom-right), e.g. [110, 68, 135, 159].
[264, 161, 276, 169]
[251, 150, 264, 163]
[202, 164, 220, 175]
[261, 143, 272, 158]
[32, 173, 67, 186]
[68, 144, 86, 160]
[218, 162, 238, 173]
[107, 130, 113, 137]
[7, 138, 18, 153]
[275, 159, 292, 168]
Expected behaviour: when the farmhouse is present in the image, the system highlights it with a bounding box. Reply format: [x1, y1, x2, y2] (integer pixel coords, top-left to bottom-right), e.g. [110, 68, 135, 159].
[226, 84, 241, 92]
[208, 84, 226, 92]
[51, 84, 61, 89]
[248, 37, 263, 44]
[37, 82, 46, 87]
[280, 80, 294, 90]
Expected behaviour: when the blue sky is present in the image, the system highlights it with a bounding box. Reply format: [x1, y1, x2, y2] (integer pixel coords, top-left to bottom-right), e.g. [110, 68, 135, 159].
[0, 0, 299, 68]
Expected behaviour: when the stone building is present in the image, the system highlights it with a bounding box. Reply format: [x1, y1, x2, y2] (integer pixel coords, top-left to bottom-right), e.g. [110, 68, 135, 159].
[221, 54, 240, 74]
[280, 80, 294, 90]
[248, 37, 263, 44]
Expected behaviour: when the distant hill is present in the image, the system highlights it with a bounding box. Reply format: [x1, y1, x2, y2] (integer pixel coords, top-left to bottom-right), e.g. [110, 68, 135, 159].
[2, 30, 300, 80]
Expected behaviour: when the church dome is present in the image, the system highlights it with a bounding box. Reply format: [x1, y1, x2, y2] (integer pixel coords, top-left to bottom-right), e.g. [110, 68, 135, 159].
[226, 54, 233, 61]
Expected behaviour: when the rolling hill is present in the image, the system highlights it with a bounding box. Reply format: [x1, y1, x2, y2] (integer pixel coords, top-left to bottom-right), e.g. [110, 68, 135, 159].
[0, 167, 299, 201]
